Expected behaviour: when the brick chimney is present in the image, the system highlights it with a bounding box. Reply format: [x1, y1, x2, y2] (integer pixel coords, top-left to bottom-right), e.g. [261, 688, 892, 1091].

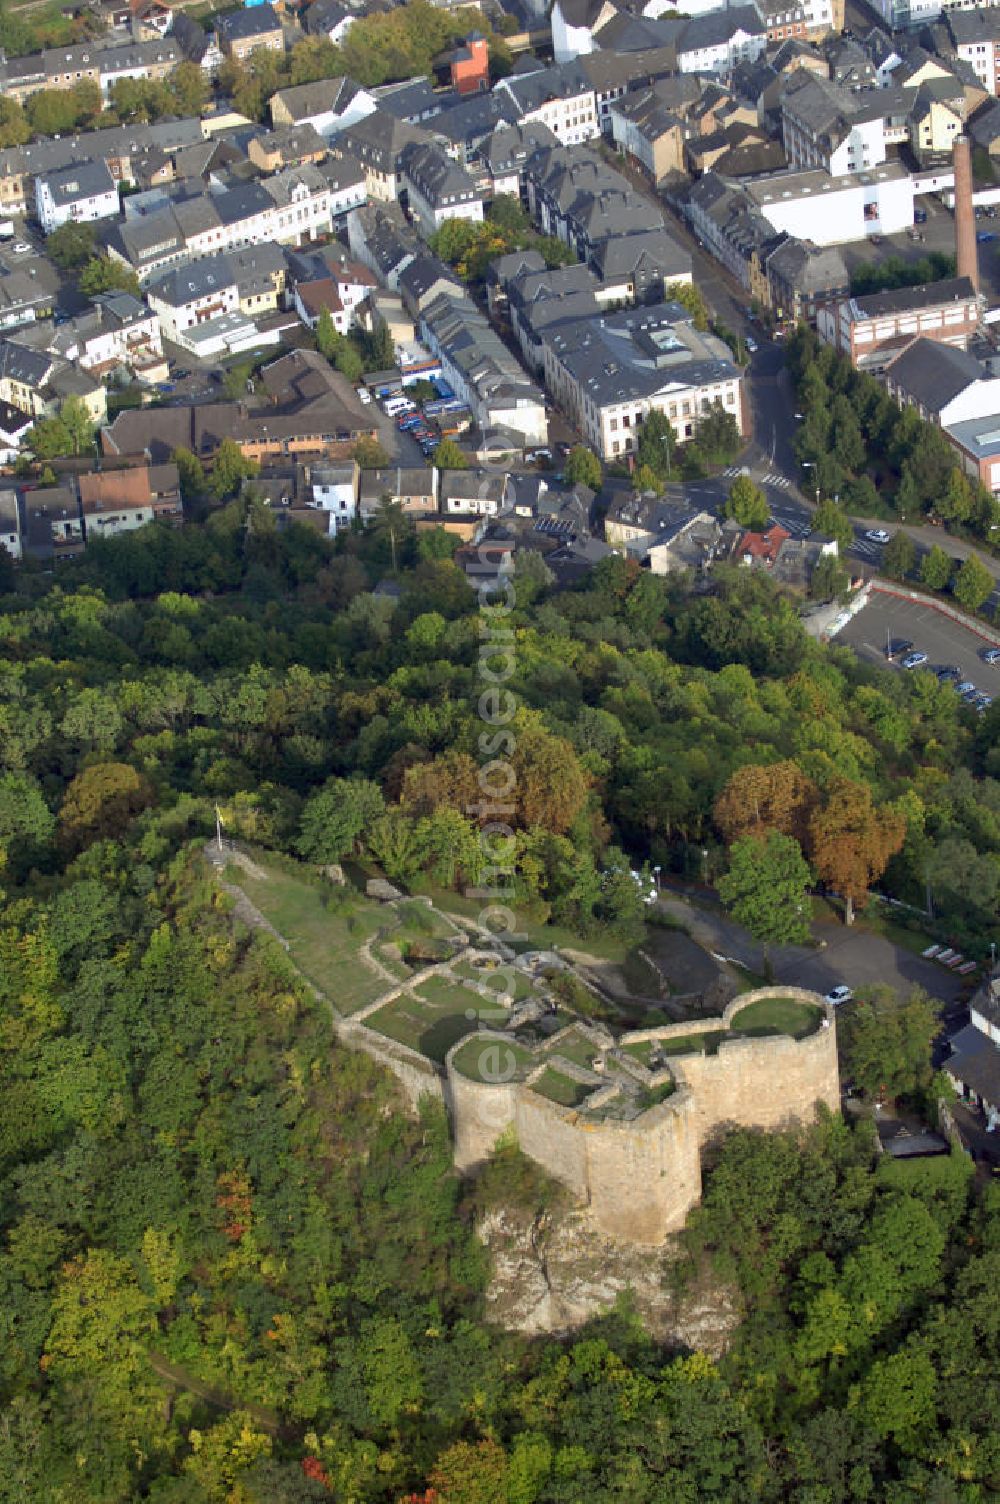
[953, 134, 978, 294]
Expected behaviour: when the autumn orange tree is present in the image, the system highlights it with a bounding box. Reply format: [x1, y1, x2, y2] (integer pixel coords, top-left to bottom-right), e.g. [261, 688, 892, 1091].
[713, 760, 818, 849]
[807, 776, 906, 924]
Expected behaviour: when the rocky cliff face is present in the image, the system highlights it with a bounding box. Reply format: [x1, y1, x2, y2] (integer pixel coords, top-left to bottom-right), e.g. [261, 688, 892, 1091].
[477, 1205, 741, 1354]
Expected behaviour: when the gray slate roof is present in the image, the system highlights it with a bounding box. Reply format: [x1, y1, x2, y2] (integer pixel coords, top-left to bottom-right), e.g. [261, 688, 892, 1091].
[887, 337, 986, 412]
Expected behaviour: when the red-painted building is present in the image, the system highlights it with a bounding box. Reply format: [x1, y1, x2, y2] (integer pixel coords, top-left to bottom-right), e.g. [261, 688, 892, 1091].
[450, 33, 490, 96]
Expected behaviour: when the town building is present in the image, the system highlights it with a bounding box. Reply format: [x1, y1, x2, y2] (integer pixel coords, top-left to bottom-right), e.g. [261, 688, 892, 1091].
[676, 7, 767, 74]
[337, 111, 438, 202]
[945, 971, 1000, 1129]
[541, 301, 743, 458]
[303, 0, 355, 45]
[445, 33, 491, 96]
[216, 3, 285, 61]
[419, 288, 548, 444]
[399, 143, 485, 235]
[744, 159, 917, 246]
[110, 165, 334, 282]
[78, 463, 182, 538]
[35, 161, 119, 236]
[0, 489, 22, 560]
[764, 237, 849, 323]
[816, 276, 980, 369]
[884, 336, 1000, 427]
[358, 466, 438, 518]
[605, 495, 721, 573]
[145, 245, 287, 344]
[307, 461, 358, 533]
[269, 77, 377, 138]
[947, 9, 1000, 98]
[495, 61, 601, 147]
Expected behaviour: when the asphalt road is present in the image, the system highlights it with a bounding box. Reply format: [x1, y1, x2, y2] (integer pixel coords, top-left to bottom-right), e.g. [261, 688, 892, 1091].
[660, 892, 968, 1005]
[836, 593, 1000, 703]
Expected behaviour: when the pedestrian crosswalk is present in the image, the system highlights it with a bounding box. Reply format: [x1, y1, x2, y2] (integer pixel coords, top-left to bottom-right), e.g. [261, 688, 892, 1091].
[770, 510, 811, 540]
[722, 465, 792, 490]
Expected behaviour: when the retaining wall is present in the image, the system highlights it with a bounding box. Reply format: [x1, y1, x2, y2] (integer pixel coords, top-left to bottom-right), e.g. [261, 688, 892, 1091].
[339, 1021, 444, 1110]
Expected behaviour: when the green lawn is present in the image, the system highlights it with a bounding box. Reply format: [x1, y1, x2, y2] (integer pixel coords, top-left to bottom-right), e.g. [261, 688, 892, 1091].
[451, 1034, 536, 1083]
[451, 960, 534, 1003]
[365, 989, 477, 1063]
[541, 1031, 599, 1070]
[227, 863, 391, 1015]
[730, 997, 823, 1039]
[531, 1067, 595, 1109]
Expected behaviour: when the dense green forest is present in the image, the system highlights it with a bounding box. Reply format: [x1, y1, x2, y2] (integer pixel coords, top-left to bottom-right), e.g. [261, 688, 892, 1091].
[1, 508, 1000, 1500]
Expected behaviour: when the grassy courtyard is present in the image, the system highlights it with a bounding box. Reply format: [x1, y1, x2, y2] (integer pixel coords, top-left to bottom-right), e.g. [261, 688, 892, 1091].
[451, 1034, 536, 1083]
[540, 1030, 600, 1070]
[531, 1067, 596, 1109]
[730, 996, 824, 1039]
[365, 980, 478, 1063]
[226, 861, 391, 1015]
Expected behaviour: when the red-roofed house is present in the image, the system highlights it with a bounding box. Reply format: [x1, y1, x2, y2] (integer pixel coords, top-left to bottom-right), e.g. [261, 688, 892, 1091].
[448, 34, 490, 96]
[294, 279, 348, 334]
[737, 522, 790, 566]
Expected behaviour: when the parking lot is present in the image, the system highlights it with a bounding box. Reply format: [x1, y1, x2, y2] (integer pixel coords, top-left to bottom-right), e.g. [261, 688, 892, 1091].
[836, 591, 1000, 703]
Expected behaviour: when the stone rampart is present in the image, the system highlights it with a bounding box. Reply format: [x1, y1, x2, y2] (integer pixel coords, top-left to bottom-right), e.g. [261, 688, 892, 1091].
[339, 1021, 444, 1111]
[443, 987, 839, 1245]
[445, 1032, 521, 1168]
[622, 987, 840, 1147]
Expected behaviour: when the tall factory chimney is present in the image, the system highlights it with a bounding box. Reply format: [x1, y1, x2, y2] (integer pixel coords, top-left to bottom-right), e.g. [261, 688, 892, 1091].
[953, 134, 978, 293]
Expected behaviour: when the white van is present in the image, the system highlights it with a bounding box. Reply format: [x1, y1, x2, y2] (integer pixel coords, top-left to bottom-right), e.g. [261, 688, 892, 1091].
[384, 395, 415, 417]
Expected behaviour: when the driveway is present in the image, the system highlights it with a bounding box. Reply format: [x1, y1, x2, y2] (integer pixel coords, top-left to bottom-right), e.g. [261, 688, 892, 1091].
[657, 892, 967, 1006]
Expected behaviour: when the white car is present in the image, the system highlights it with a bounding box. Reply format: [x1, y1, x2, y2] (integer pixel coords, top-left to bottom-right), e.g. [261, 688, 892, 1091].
[745, 336, 758, 353]
[10, 241, 31, 255]
[824, 984, 852, 1006]
[865, 528, 890, 544]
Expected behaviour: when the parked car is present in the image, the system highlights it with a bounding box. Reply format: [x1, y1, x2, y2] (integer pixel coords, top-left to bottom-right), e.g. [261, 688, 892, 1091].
[914, 207, 928, 223]
[885, 638, 913, 660]
[936, 666, 960, 683]
[956, 680, 976, 696]
[901, 650, 928, 669]
[962, 685, 981, 701]
[977, 694, 993, 710]
[825, 985, 852, 1006]
[10, 241, 31, 255]
[745, 336, 758, 353]
[977, 231, 996, 243]
[865, 528, 890, 544]
[982, 647, 1000, 664]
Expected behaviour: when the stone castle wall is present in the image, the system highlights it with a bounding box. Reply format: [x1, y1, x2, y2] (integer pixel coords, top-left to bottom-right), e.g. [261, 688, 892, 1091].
[622, 987, 841, 1148]
[444, 989, 840, 1246]
[339, 1021, 444, 1111]
[446, 1034, 520, 1168]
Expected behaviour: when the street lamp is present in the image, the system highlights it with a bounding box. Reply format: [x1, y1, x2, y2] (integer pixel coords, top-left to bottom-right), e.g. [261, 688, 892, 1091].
[662, 431, 672, 482]
[701, 848, 709, 883]
[653, 864, 661, 894]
